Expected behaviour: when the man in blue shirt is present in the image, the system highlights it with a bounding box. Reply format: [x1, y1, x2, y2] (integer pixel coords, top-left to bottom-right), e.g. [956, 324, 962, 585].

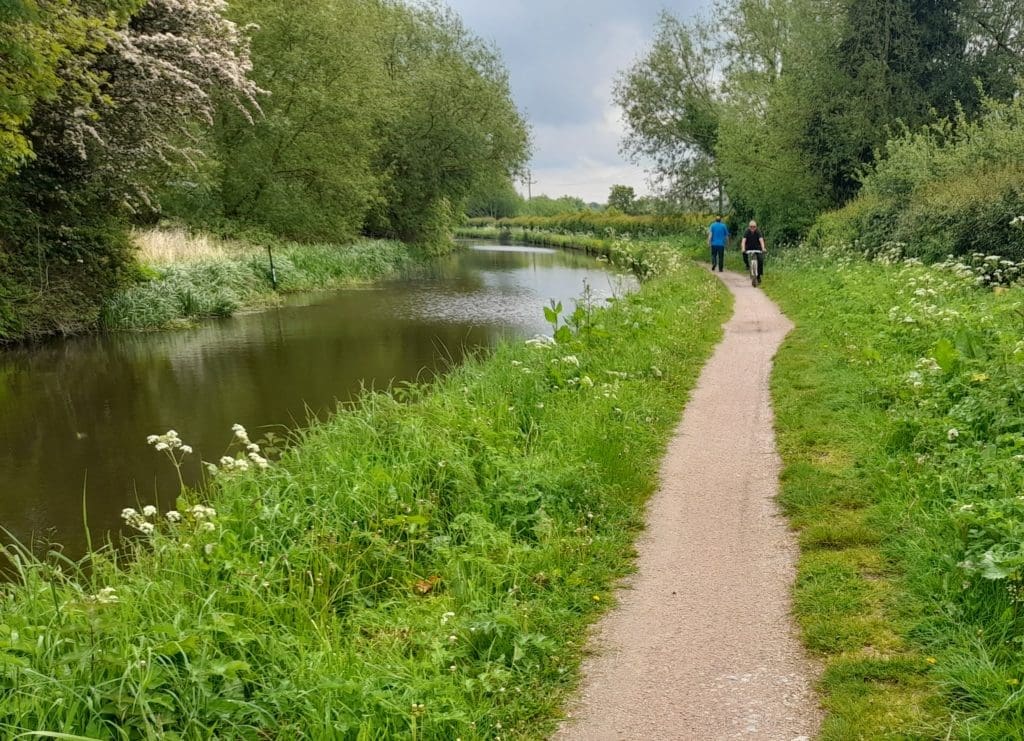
[708, 216, 729, 272]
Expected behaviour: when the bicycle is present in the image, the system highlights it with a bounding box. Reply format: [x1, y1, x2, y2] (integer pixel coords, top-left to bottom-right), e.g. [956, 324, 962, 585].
[745, 249, 763, 287]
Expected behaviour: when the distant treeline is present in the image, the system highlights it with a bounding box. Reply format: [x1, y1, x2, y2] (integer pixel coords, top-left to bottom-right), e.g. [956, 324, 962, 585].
[465, 213, 709, 239]
[0, 0, 528, 341]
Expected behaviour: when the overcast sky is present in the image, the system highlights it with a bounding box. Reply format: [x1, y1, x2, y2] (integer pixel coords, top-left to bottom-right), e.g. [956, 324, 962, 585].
[443, 0, 708, 203]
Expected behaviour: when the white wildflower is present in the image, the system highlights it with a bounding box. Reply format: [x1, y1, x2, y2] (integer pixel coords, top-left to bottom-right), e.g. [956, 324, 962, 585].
[232, 423, 251, 444]
[948, 428, 960, 441]
[142, 505, 158, 517]
[87, 586, 119, 605]
[165, 510, 182, 523]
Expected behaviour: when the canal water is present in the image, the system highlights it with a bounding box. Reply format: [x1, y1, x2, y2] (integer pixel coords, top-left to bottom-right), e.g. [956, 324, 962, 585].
[0, 244, 634, 558]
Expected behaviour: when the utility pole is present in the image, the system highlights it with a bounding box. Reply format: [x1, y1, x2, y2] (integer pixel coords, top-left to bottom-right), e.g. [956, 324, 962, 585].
[523, 169, 537, 201]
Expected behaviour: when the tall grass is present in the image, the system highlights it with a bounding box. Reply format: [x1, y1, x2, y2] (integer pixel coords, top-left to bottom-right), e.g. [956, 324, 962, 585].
[133, 228, 253, 265]
[103, 230, 423, 331]
[0, 238, 730, 738]
[767, 243, 1024, 737]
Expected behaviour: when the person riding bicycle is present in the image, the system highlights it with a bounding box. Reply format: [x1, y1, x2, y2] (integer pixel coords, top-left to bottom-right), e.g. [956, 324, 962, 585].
[741, 220, 766, 279]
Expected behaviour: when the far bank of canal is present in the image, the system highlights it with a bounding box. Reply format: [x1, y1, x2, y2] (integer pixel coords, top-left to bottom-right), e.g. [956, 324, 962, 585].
[0, 244, 635, 558]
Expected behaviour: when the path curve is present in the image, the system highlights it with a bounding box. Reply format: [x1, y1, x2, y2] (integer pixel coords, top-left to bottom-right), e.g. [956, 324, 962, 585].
[556, 270, 821, 740]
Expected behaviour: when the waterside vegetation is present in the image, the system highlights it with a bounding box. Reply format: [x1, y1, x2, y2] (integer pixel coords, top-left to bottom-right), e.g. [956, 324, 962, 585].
[102, 229, 423, 331]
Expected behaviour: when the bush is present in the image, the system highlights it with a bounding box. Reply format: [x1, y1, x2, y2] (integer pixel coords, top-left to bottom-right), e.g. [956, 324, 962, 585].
[810, 97, 1024, 262]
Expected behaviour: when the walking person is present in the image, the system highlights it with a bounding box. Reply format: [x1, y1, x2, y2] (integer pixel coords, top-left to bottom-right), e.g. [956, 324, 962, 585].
[708, 216, 729, 272]
[741, 220, 766, 280]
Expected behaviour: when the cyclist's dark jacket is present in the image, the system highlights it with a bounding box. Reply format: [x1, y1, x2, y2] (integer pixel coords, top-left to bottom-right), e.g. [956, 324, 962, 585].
[742, 229, 764, 251]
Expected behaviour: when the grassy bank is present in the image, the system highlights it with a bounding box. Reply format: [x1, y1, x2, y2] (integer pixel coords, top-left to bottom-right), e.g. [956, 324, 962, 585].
[0, 238, 730, 738]
[766, 244, 1024, 737]
[101, 228, 424, 331]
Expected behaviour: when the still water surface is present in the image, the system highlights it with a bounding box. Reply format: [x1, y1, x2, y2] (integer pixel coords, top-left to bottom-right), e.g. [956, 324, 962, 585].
[0, 244, 633, 557]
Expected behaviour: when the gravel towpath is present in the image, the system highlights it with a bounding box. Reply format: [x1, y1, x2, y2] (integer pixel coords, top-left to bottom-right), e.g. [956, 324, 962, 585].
[556, 269, 821, 740]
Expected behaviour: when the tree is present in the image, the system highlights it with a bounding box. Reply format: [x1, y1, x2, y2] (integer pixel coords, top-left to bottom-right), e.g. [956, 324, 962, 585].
[464, 173, 524, 218]
[0, 0, 143, 178]
[607, 184, 638, 214]
[365, 1, 529, 247]
[211, 0, 383, 240]
[521, 195, 587, 216]
[613, 11, 722, 210]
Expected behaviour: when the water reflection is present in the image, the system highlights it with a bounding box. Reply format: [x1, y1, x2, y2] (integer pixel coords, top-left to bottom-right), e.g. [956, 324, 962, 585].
[0, 244, 634, 556]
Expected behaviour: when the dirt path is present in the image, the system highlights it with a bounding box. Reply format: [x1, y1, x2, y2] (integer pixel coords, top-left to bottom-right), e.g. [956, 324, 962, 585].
[556, 269, 821, 740]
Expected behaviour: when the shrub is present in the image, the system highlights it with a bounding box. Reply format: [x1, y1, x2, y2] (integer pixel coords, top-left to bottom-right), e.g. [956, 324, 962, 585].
[810, 97, 1024, 262]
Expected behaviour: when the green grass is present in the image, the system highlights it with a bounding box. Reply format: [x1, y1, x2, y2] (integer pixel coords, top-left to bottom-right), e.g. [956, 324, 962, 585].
[102, 237, 424, 331]
[0, 237, 730, 738]
[766, 244, 1024, 738]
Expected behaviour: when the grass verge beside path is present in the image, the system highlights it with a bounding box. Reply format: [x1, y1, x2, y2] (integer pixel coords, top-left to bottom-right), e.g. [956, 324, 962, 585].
[102, 228, 424, 331]
[0, 238, 729, 738]
[766, 245, 1024, 738]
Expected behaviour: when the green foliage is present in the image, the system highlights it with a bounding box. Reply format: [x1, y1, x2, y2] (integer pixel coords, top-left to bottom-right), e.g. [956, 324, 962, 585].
[0, 145, 138, 340]
[464, 174, 524, 219]
[0, 0, 261, 342]
[613, 10, 721, 209]
[0, 0, 529, 341]
[0, 0, 143, 178]
[623, 0, 1024, 239]
[518, 195, 589, 217]
[767, 244, 1024, 736]
[464, 212, 709, 239]
[809, 96, 1024, 261]
[363, 2, 529, 246]
[213, 0, 383, 242]
[0, 241, 729, 737]
[606, 185, 638, 214]
[200, 0, 530, 248]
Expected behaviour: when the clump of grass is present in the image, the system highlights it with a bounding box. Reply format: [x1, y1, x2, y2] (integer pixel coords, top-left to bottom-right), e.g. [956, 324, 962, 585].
[133, 227, 255, 265]
[766, 243, 1024, 737]
[0, 238, 730, 737]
